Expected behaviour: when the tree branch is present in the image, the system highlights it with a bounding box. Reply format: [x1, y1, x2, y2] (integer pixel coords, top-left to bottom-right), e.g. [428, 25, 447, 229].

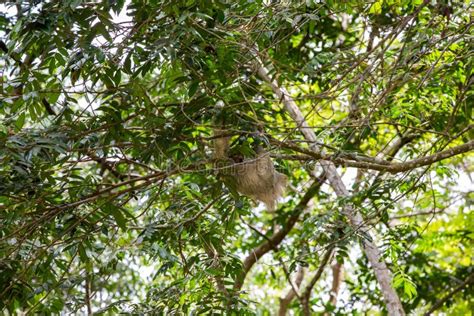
[256, 60, 406, 316]
[278, 266, 305, 316]
[85, 273, 93, 315]
[424, 272, 474, 315]
[270, 138, 473, 174]
[329, 262, 344, 308]
[203, 246, 231, 301]
[233, 174, 326, 292]
[301, 248, 334, 316]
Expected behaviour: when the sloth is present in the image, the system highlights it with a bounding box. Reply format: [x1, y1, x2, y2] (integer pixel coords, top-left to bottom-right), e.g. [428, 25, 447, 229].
[214, 129, 287, 211]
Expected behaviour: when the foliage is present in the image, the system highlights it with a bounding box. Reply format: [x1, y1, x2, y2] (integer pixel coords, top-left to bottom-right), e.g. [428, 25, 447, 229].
[0, 0, 472, 314]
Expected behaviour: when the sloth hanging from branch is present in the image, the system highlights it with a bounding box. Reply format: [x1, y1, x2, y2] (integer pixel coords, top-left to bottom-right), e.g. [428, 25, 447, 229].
[212, 110, 287, 212]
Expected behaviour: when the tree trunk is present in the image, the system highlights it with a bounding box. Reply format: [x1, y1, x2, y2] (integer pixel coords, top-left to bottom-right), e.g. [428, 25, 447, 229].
[257, 63, 405, 316]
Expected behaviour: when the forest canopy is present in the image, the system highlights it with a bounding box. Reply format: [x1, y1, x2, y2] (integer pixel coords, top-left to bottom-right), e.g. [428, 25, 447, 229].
[0, 0, 473, 315]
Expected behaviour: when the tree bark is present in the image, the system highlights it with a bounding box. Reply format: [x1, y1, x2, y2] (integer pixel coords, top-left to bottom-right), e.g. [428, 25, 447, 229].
[329, 262, 344, 307]
[269, 136, 473, 174]
[257, 63, 406, 316]
[278, 266, 305, 316]
[423, 272, 474, 315]
[234, 176, 325, 292]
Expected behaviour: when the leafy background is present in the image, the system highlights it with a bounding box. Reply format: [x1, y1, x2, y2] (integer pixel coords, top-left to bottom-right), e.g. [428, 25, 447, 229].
[0, 0, 472, 314]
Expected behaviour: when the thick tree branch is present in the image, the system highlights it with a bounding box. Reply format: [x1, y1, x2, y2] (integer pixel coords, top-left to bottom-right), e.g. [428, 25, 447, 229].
[85, 273, 93, 315]
[329, 262, 344, 308]
[234, 174, 326, 292]
[278, 266, 305, 316]
[324, 133, 417, 311]
[424, 272, 474, 315]
[271, 138, 473, 174]
[379, 133, 418, 161]
[257, 61, 406, 316]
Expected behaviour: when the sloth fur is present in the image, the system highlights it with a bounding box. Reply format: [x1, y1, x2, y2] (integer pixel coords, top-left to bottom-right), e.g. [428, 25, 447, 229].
[214, 130, 287, 211]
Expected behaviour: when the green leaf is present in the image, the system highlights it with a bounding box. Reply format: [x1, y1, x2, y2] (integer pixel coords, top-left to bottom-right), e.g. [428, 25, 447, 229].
[113, 70, 122, 86]
[188, 81, 199, 98]
[102, 203, 130, 230]
[15, 112, 26, 130]
[369, 1, 382, 14]
[110, 207, 127, 230]
[124, 53, 132, 74]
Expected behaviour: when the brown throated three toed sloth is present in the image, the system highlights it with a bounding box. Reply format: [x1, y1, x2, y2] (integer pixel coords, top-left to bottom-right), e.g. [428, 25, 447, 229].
[214, 129, 287, 211]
